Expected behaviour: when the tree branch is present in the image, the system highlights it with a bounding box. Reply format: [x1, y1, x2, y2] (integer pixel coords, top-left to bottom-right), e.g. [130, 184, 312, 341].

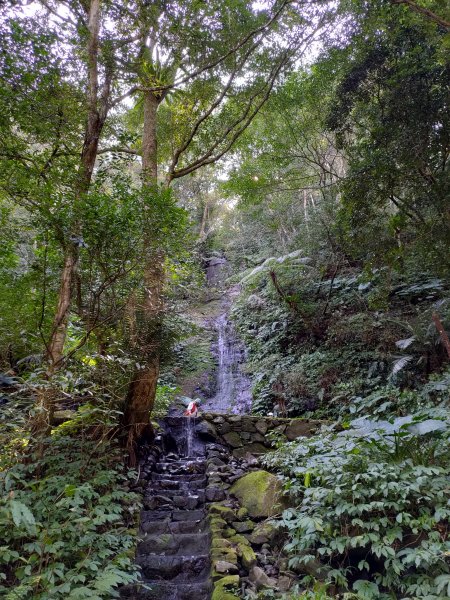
[97, 146, 139, 155]
[391, 0, 450, 29]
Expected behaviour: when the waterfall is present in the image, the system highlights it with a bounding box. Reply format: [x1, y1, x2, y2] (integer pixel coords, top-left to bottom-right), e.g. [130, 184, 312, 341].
[182, 416, 194, 457]
[206, 312, 252, 413]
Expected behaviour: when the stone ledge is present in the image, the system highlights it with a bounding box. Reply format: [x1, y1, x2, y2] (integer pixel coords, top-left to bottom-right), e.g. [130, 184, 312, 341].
[200, 413, 324, 454]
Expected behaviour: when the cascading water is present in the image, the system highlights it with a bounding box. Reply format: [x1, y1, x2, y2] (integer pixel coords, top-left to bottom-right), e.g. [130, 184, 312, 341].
[203, 311, 252, 414]
[182, 416, 194, 457]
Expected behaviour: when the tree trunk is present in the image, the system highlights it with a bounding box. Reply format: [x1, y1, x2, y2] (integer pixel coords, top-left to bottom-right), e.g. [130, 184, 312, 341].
[199, 200, 209, 239]
[46, 0, 106, 375]
[46, 250, 76, 376]
[123, 92, 164, 461]
[432, 312, 450, 359]
[37, 0, 109, 433]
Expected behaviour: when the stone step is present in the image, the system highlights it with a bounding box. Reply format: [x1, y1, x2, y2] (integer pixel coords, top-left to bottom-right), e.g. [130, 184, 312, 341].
[140, 518, 208, 535]
[154, 466, 206, 477]
[121, 580, 211, 600]
[137, 532, 210, 556]
[155, 460, 206, 471]
[151, 473, 206, 483]
[137, 554, 210, 582]
[149, 478, 207, 491]
[143, 492, 204, 511]
[147, 482, 205, 498]
[172, 509, 205, 521]
[156, 458, 206, 465]
[140, 509, 205, 524]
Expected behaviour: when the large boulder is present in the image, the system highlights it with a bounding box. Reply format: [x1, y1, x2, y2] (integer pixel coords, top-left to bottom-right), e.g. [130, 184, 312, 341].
[229, 470, 288, 518]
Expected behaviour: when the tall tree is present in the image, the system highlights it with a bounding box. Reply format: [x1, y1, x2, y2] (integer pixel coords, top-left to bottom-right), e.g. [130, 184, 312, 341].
[111, 0, 329, 453]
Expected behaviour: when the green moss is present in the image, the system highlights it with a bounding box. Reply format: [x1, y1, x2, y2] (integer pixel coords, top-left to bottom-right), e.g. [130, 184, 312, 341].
[212, 574, 240, 600]
[239, 544, 257, 569]
[236, 507, 248, 520]
[209, 504, 236, 523]
[211, 548, 238, 563]
[211, 537, 233, 549]
[221, 527, 235, 538]
[211, 589, 240, 600]
[230, 470, 288, 518]
[229, 533, 250, 546]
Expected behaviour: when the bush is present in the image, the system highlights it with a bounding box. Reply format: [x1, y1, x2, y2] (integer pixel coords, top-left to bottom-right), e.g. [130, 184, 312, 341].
[0, 408, 141, 600]
[265, 414, 450, 599]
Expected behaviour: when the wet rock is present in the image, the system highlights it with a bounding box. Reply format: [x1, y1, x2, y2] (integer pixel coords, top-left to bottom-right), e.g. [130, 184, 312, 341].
[173, 496, 188, 508]
[240, 453, 259, 466]
[227, 469, 245, 483]
[230, 470, 288, 518]
[208, 456, 226, 467]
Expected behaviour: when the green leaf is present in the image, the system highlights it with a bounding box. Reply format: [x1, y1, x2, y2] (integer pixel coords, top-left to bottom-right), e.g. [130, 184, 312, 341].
[10, 500, 36, 529]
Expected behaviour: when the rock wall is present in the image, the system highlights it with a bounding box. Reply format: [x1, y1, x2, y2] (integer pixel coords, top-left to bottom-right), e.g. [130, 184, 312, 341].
[199, 413, 322, 458]
[199, 414, 323, 599]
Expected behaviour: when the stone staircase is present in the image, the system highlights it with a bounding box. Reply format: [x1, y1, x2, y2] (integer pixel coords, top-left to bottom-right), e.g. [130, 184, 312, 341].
[122, 422, 212, 600]
[121, 414, 322, 600]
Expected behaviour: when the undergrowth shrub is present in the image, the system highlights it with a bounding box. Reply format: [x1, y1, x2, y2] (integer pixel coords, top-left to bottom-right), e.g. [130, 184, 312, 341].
[0, 404, 141, 600]
[265, 414, 450, 600]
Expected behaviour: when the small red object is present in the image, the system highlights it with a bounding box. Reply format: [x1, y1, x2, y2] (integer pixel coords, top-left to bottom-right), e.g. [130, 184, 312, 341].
[184, 400, 198, 417]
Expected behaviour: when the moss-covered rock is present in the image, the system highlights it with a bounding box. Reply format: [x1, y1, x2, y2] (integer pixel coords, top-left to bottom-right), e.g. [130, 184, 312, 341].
[211, 548, 238, 563]
[229, 533, 251, 547]
[236, 507, 248, 520]
[214, 575, 239, 590]
[223, 527, 237, 538]
[240, 544, 257, 569]
[212, 575, 241, 600]
[209, 504, 236, 523]
[230, 470, 288, 518]
[212, 537, 233, 549]
[232, 520, 254, 533]
[249, 521, 277, 545]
